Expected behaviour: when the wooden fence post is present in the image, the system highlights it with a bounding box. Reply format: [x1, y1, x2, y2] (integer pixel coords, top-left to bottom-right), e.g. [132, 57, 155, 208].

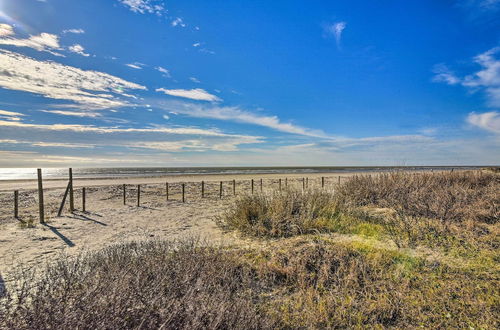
[166, 182, 169, 201]
[306, 177, 309, 188]
[57, 182, 71, 217]
[322, 177, 325, 188]
[285, 177, 288, 187]
[69, 168, 74, 213]
[233, 179, 236, 195]
[137, 185, 140, 207]
[123, 184, 126, 205]
[82, 187, 86, 212]
[37, 169, 45, 224]
[260, 178, 263, 192]
[14, 190, 18, 219]
[251, 179, 254, 194]
[182, 183, 185, 203]
[219, 181, 223, 199]
[338, 176, 341, 185]
[279, 178, 282, 191]
[201, 181, 205, 198]
[302, 177, 305, 191]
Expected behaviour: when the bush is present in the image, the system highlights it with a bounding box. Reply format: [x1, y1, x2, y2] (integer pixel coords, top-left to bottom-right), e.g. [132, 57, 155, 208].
[0, 240, 277, 330]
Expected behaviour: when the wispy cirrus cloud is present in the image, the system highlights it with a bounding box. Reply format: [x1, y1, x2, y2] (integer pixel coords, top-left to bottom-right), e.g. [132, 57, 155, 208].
[0, 49, 146, 110]
[126, 62, 144, 69]
[0, 109, 25, 121]
[155, 101, 327, 137]
[118, 0, 165, 15]
[433, 46, 500, 106]
[323, 21, 347, 48]
[40, 110, 103, 118]
[155, 66, 171, 77]
[63, 28, 85, 34]
[467, 111, 500, 134]
[156, 88, 221, 102]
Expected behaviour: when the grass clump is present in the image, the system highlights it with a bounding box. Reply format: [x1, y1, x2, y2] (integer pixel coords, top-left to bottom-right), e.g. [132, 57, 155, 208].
[220, 189, 346, 238]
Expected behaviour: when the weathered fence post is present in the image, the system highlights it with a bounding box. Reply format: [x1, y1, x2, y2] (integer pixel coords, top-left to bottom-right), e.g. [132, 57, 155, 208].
[302, 177, 305, 191]
[182, 183, 185, 203]
[306, 177, 309, 188]
[14, 190, 18, 219]
[137, 185, 140, 207]
[201, 181, 205, 198]
[219, 181, 223, 199]
[279, 178, 282, 191]
[37, 169, 45, 224]
[82, 187, 86, 212]
[123, 184, 126, 205]
[285, 177, 288, 187]
[251, 179, 254, 194]
[69, 168, 74, 213]
[260, 178, 263, 192]
[166, 182, 169, 201]
[338, 176, 341, 185]
[233, 179, 236, 195]
[57, 182, 71, 217]
[322, 177, 325, 188]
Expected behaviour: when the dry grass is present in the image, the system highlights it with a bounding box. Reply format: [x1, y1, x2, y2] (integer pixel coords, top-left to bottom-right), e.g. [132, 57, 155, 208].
[1, 171, 498, 329]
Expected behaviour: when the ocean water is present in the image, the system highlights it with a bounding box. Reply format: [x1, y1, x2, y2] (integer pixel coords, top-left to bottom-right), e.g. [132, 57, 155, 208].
[0, 166, 480, 181]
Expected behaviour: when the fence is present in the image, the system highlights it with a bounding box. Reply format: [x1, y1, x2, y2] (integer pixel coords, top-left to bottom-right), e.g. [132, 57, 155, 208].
[3, 169, 350, 223]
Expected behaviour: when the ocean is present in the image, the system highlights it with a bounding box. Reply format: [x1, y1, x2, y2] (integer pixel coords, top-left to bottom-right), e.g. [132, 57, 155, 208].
[0, 166, 481, 181]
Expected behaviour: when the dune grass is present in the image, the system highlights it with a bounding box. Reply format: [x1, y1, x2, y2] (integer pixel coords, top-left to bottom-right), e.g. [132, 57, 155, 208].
[1, 171, 498, 329]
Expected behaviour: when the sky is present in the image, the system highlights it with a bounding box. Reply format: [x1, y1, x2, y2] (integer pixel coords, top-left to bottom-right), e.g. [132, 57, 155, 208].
[0, 0, 499, 167]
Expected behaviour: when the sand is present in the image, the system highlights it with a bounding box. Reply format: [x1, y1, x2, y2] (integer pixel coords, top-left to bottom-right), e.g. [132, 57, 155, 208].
[0, 170, 442, 290]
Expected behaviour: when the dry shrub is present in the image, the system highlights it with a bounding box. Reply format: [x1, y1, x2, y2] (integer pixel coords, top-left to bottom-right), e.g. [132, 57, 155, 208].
[0, 240, 277, 330]
[220, 189, 342, 238]
[336, 171, 499, 223]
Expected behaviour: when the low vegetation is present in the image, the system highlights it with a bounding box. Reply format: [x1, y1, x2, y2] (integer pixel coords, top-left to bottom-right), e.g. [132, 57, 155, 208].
[1, 171, 498, 329]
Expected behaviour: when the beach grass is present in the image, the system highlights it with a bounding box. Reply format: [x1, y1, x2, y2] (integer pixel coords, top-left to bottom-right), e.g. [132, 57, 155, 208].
[1, 171, 498, 329]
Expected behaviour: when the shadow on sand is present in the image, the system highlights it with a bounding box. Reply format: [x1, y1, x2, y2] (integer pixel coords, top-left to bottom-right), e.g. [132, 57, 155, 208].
[42, 223, 75, 247]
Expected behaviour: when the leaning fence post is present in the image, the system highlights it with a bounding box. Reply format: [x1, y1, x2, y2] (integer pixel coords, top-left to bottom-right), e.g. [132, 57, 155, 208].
[82, 187, 86, 212]
[182, 183, 185, 203]
[166, 182, 169, 201]
[37, 169, 45, 224]
[201, 181, 205, 198]
[123, 184, 126, 205]
[137, 184, 140, 207]
[219, 181, 223, 199]
[14, 190, 18, 219]
[233, 179, 236, 195]
[69, 168, 74, 213]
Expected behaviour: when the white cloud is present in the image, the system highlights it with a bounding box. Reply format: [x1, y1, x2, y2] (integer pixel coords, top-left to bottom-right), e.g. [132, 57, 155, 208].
[63, 28, 85, 34]
[0, 49, 146, 110]
[156, 88, 221, 102]
[40, 110, 102, 118]
[193, 42, 201, 47]
[0, 31, 62, 55]
[171, 17, 186, 27]
[126, 63, 142, 69]
[118, 0, 165, 15]
[0, 24, 14, 37]
[162, 114, 170, 120]
[155, 66, 171, 77]
[0, 109, 25, 121]
[68, 44, 90, 57]
[434, 47, 500, 107]
[324, 22, 347, 48]
[189, 77, 200, 83]
[155, 101, 326, 137]
[467, 111, 500, 134]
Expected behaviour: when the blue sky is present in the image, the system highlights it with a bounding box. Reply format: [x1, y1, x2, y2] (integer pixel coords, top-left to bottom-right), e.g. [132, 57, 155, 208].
[0, 0, 499, 167]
